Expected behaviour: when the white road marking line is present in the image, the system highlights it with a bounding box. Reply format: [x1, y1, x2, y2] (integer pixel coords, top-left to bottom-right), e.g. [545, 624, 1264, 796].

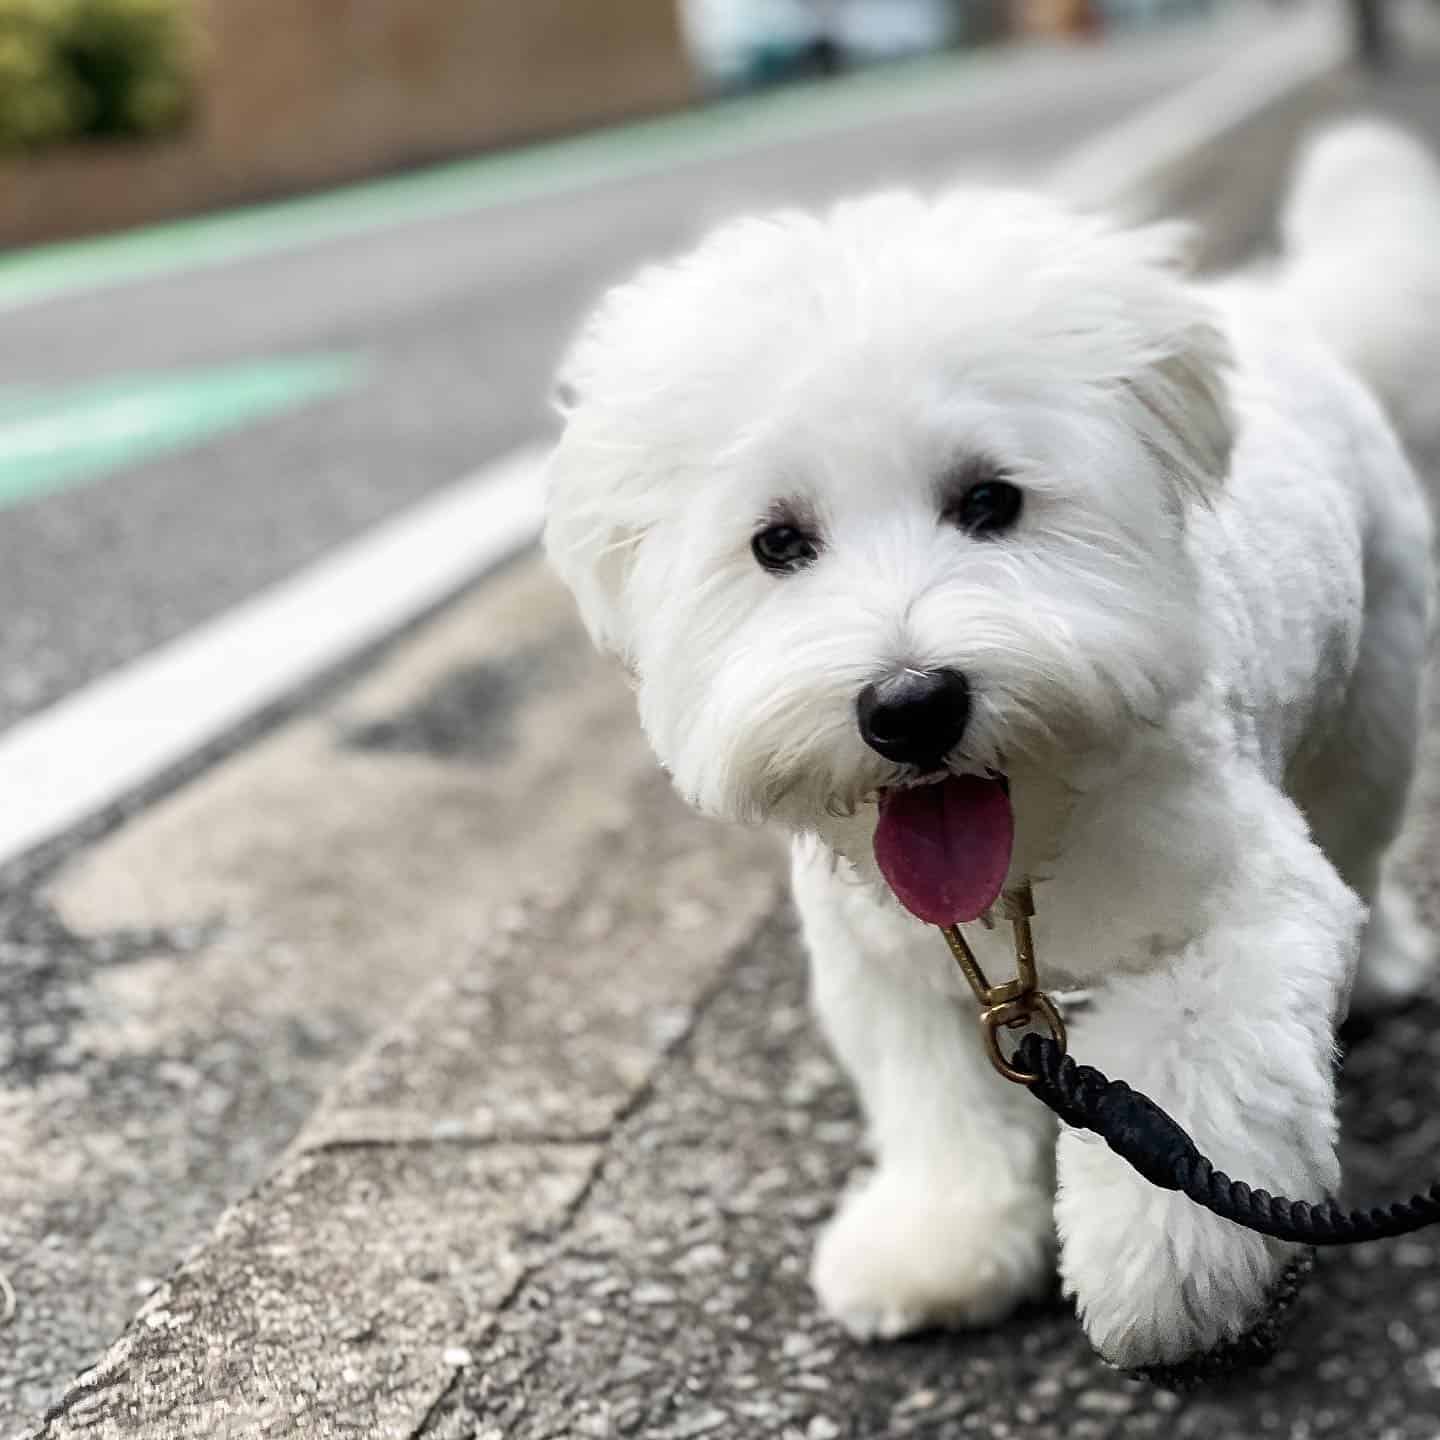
[0, 446, 545, 868]
[0, 17, 1350, 868]
[1050, 4, 1344, 208]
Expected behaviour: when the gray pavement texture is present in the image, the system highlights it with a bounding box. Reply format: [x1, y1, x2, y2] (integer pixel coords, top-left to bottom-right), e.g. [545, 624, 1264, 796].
[24, 757, 783, 1440]
[0, 554, 712, 1426]
[14, 18, 1440, 1440]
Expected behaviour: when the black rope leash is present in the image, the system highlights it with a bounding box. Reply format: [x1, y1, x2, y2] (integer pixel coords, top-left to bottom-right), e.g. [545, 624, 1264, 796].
[941, 889, 1440, 1249]
[1013, 1031, 1440, 1245]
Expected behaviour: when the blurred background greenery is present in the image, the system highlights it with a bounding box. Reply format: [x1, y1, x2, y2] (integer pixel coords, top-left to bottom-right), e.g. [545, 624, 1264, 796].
[0, 0, 197, 149]
[0, 0, 1227, 154]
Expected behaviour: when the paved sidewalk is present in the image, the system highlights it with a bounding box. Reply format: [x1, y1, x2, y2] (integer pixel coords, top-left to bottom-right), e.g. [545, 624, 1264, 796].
[21, 27, 1440, 1440]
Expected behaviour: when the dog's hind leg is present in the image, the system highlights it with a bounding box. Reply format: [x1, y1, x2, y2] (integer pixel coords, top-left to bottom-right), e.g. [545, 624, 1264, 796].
[792, 843, 1056, 1341]
[1351, 874, 1435, 1012]
[1298, 733, 1433, 1017]
[1293, 505, 1434, 1016]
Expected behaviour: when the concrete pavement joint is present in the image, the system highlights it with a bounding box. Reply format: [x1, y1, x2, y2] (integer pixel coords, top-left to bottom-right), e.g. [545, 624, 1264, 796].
[304, 1131, 618, 1153]
[301, 884, 790, 1440]
[407, 895, 789, 1438]
[406, 1374, 466, 1440]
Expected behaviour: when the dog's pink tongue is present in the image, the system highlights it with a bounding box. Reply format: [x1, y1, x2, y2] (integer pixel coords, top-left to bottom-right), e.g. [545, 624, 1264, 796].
[874, 775, 1014, 926]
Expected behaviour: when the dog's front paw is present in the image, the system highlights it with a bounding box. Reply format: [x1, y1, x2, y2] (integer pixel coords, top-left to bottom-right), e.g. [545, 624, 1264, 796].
[812, 1167, 1054, 1341]
[1058, 1136, 1302, 1369]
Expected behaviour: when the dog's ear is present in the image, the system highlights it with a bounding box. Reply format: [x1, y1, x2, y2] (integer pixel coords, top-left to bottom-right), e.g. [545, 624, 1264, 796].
[1094, 219, 1234, 502]
[543, 245, 723, 659]
[542, 311, 661, 660]
[543, 414, 643, 660]
[1123, 308, 1234, 504]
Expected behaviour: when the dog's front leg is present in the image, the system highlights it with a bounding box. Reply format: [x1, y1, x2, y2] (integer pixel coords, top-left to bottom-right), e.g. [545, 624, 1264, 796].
[796, 854, 1057, 1340]
[1056, 800, 1362, 1370]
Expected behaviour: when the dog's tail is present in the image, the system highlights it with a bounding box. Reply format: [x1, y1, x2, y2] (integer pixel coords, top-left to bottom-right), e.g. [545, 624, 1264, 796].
[1279, 118, 1440, 449]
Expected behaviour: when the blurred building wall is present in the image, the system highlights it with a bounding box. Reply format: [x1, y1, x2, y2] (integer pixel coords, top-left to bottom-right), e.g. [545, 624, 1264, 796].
[0, 0, 696, 247]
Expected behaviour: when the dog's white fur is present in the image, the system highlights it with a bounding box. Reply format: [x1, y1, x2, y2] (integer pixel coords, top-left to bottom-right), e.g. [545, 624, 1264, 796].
[544, 120, 1439, 1368]
[1282, 119, 1440, 457]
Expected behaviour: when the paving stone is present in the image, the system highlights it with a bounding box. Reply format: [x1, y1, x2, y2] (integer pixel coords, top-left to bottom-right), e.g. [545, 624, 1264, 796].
[299, 768, 781, 1150]
[30, 1143, 598, 1440]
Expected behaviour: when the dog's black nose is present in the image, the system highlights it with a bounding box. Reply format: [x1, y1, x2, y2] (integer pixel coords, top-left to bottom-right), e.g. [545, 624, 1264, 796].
[857, 668, 971, 769]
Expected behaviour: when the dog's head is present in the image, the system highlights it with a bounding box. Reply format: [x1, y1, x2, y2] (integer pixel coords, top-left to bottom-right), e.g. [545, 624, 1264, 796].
[544, 189, 1231, 906]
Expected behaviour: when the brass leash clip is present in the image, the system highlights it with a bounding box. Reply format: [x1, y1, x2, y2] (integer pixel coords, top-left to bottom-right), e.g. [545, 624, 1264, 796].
[941, 881, 1067, 1084]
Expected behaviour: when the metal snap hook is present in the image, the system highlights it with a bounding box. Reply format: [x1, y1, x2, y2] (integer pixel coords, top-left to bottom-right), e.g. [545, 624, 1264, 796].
[941, 881, 1067, 1085]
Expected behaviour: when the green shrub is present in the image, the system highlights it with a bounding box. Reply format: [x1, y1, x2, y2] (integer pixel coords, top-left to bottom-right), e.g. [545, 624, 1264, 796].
[60, 0, 198, 138]
[0, 0, 84, 147]
[0, 0, 198, 150]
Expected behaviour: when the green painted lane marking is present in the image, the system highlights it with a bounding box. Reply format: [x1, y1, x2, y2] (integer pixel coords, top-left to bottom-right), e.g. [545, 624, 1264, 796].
[0, 353, 363, 509]
[0, 49, 1005, 314]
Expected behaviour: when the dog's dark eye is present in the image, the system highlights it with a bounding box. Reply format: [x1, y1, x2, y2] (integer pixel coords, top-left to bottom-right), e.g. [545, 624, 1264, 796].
[951, 479, 1023, 537]
[752, 523, 819, 574]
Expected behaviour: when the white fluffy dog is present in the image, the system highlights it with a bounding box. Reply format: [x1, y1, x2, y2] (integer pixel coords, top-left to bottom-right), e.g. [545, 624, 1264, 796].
[544, 119, 1440, 1370]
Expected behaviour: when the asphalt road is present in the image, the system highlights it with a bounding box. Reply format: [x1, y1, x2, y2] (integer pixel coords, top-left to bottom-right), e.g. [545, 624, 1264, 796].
[0, 16, 1259, 732]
